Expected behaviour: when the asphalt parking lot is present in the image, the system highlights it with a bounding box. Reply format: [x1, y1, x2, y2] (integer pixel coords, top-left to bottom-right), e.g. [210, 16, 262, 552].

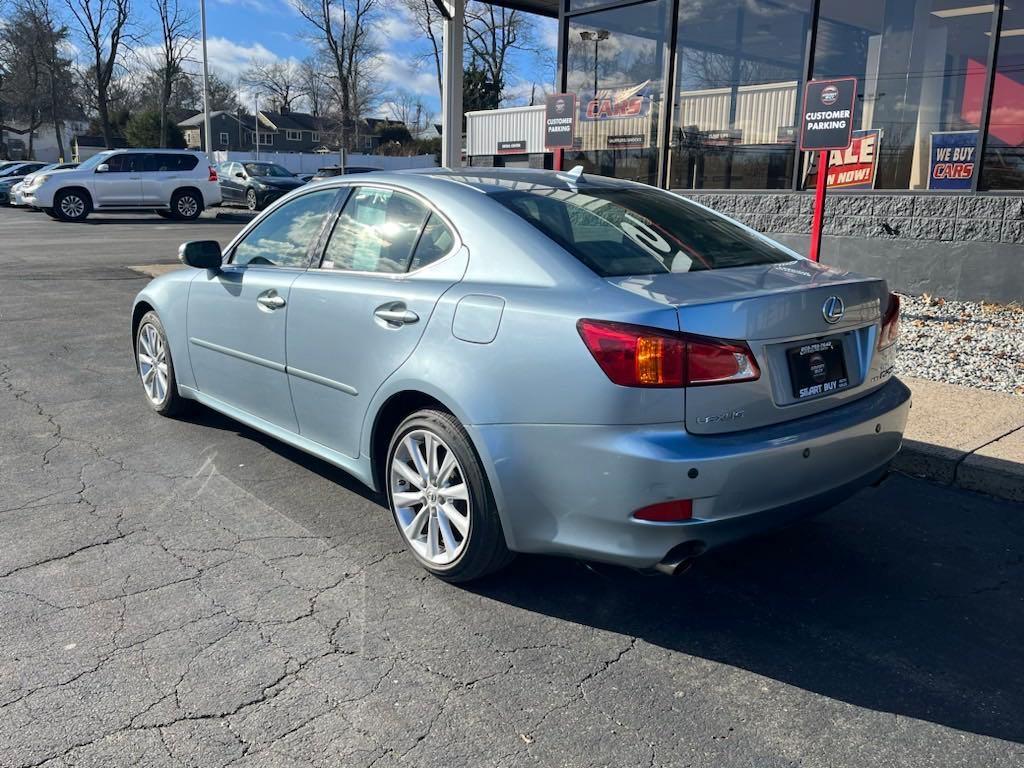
[1, 207, 1023, 768]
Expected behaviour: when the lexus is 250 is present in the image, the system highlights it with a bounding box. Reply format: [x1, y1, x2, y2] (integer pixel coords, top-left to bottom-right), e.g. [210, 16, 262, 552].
[131, 168, 909, 582]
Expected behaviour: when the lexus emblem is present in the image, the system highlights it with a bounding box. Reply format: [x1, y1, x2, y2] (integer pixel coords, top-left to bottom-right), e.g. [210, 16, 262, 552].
[822, 296, 845, 324]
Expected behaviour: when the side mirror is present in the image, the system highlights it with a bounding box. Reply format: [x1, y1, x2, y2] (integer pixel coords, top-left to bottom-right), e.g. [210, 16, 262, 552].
[178, 240, 222, 270]
[95, 163, 109, 173]
[235, 172, 244, 179]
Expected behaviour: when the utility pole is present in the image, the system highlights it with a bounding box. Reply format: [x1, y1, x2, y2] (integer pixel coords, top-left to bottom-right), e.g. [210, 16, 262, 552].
[200, 0, 213, 162]
[255, 93, 260, 161]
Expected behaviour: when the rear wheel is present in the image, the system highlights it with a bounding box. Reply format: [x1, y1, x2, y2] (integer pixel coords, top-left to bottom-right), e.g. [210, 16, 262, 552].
[53, 189, 90, 222]
[386, 409, 513, 582]
[135, 311, 187, 417]
[170, 190, 202, 220]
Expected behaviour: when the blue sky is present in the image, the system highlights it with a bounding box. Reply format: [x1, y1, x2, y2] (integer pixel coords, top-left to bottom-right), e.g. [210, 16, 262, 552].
[174, 0, 558, 119]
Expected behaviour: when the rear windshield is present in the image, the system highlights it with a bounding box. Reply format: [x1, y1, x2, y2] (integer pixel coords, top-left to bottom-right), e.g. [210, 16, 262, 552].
[491, 186, 796, 277]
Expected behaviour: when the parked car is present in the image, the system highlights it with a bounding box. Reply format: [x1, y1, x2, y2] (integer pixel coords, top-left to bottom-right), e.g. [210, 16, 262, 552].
[24, 149, 221, 222]
[311, 165, 380, 181]
[10, 162, 78, 207]
[0, 162, 48, 205]
[217, 161, 305, 211]
[131, 168, 909, 582]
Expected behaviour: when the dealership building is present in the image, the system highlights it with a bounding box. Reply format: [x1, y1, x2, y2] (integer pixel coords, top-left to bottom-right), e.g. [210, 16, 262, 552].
[460, 0, 1024, 301]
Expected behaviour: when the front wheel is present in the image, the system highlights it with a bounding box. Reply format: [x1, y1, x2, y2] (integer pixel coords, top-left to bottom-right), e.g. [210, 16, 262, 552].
[386, 409, 513, 582]
[53, 189, 90, 222]
[135, 311, 187, 417]
[245, 188, 260, 211]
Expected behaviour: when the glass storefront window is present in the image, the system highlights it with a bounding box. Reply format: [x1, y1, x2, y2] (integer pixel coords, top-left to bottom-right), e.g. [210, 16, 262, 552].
[982, 4, 1024, 190]
[668, 0, 813, 190]
[811, 0, 994, 191]
[564, 0, 672, 186]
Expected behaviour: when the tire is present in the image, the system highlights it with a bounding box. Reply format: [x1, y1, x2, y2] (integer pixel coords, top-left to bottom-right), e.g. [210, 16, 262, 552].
[170, 190, 203, 220]
[386, 409, 514, 582]
[135, 311, 188, 417]
[245, 188, 260, 211]
[53, 189, 90, 222]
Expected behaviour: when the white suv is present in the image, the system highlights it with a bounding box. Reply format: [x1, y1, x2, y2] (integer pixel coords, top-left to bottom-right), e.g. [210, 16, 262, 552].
[26, 149, 222, 222]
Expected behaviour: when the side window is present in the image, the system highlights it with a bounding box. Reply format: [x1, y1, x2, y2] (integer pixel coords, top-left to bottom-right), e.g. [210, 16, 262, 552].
[409, 214, 455, 271]
[105, 154, 141, 173]
[320, 187, 429, 273]
[232, 189, 338, 268]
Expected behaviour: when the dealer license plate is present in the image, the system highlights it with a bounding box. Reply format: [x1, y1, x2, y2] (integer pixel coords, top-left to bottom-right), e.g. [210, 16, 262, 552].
[787, 339, 850, 400]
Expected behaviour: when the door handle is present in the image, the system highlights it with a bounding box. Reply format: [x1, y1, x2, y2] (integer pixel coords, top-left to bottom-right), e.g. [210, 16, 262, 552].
[257, 291, 286, 310]
[374, 305, 419, 326]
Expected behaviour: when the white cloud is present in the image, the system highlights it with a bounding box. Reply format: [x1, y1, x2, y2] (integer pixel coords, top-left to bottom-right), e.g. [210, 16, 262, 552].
[370, 50, 441, 106]
[204, 36, 282, 78]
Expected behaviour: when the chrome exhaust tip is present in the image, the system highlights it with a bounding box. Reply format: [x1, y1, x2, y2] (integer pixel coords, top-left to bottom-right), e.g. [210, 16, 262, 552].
[653, 557, 693, 576]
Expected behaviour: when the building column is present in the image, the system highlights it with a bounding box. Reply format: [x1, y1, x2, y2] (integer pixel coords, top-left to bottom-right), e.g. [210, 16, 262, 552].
[440, 0, 464, 169]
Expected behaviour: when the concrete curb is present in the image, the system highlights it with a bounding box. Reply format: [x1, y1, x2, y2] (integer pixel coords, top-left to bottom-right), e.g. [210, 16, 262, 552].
[893, 377, 1024, 503]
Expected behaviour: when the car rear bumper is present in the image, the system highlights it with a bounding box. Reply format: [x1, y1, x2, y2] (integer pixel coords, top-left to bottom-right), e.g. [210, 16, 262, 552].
[468, 377, 911, 570]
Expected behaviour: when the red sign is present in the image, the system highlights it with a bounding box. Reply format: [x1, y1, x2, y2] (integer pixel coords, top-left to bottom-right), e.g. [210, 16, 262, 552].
[824, 129, 880, 189]
[580, 82, 651, 122]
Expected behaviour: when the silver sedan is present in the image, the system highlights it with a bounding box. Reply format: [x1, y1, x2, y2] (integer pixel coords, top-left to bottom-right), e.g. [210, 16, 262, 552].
[132, 168, 910, 582]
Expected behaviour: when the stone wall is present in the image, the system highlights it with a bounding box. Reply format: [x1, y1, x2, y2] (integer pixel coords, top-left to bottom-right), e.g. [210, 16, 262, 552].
[677, 192, 1024, 246]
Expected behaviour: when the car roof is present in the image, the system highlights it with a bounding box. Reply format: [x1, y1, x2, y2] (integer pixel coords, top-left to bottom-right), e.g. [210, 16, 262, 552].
[390, 166, 642, 195]
[304, 166, 640, 194]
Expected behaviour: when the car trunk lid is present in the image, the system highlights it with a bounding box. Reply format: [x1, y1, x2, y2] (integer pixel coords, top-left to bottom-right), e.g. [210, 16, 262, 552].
[606, 261, 894, 434]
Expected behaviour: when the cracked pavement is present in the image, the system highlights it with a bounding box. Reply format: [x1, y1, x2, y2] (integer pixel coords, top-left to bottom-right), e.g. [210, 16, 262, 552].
[2, 209, 1023, 767]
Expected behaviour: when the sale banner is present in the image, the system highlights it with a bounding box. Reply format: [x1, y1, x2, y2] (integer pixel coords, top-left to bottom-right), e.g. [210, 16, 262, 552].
[824, 129, 881, 189]
[928, 130, 978, 190]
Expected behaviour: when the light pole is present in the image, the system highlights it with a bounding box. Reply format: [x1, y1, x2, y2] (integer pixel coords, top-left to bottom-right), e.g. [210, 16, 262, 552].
[579, 29, 609, 100]
[199, 0, 213, 163]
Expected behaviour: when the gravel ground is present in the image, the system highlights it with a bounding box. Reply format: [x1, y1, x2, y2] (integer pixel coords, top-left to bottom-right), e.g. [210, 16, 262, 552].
[896, 293, 1024, 396]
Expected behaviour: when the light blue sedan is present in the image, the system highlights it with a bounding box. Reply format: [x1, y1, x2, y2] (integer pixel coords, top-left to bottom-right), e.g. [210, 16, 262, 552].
[132, 168, 910, 581]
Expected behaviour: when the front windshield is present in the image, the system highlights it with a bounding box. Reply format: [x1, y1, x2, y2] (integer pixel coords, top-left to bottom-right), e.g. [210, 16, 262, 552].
[244, 163, 293, 178]
[0, 164, 28, 177]
[76, 153, 111, 171]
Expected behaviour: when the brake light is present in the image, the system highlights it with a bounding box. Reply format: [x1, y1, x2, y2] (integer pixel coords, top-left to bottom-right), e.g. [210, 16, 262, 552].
[633, 499, 693, 522]
[878, 292, 900, 349]
[577, 319, 760, 388]
[208, 166, 218, 182]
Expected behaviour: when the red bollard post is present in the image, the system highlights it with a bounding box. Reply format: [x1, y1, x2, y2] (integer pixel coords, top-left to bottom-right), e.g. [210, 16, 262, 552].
[809, 149, 829, 263]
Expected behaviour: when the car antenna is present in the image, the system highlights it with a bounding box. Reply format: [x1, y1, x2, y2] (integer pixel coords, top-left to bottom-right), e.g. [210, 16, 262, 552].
[556, 165, 584, 184]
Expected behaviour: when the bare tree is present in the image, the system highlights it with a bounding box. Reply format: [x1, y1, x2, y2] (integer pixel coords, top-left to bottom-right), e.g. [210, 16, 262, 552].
[463, 2, 537, 106]
[292, 0, 380, 151]
[400, 0, 443, 99]
[299, 55, 331, 116]
[242, 59, 302, 112]
[64, 0, 132, 147]
[387, 89, 433, 138]
[151, 0, 195, 147]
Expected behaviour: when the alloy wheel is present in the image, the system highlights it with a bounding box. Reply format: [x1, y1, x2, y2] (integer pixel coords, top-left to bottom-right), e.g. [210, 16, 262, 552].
[177, 195, 198, 218]
[60, 194, 84, 219]
[136, 322, 169, 405]
[390, 429, 471, 565]
[246, 190, 257, 210]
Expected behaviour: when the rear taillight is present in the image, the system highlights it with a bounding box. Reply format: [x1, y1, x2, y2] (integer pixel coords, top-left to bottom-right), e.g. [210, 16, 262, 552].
[208, 166, 218, 182]
[577, 319, 760, 388]
[878, 292, 900, 350]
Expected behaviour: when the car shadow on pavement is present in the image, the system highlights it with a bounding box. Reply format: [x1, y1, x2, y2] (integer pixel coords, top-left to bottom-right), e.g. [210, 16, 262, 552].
[470, 473, 1024, 745]
[170, 406, 1024, 744]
